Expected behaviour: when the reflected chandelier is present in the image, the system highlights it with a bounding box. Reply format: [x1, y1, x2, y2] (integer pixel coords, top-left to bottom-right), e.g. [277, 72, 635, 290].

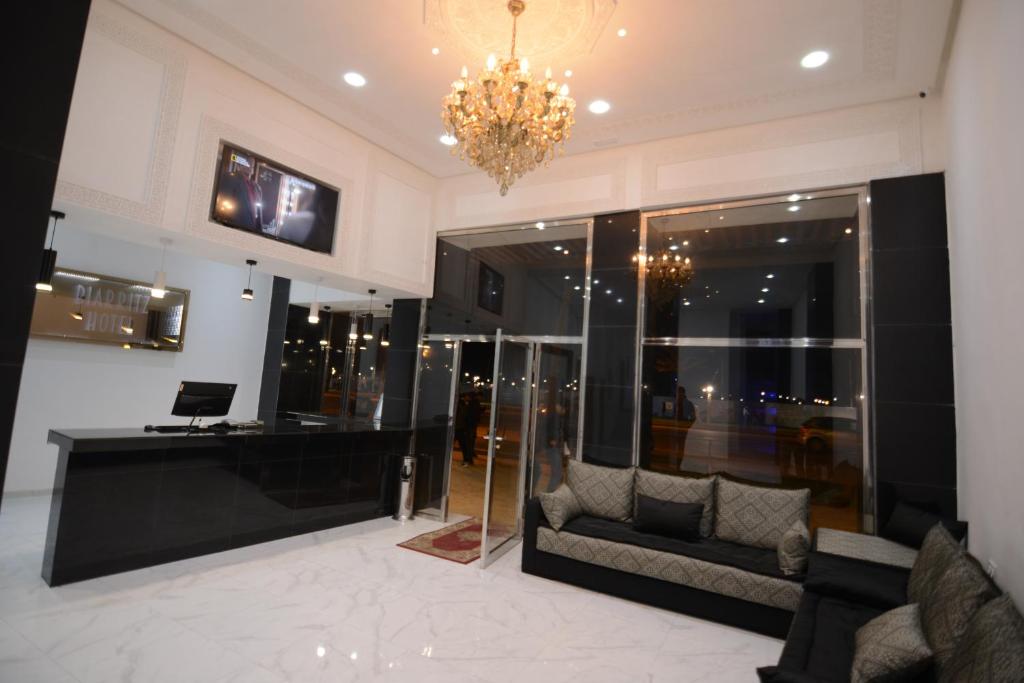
[633, 249, 696, 289]
[441, 0, 576, 196]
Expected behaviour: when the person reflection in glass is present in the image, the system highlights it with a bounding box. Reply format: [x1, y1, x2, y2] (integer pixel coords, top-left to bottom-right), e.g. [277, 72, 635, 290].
[672, 385, 697, 471]
[456, 390, 482, 468]
[532, 378, 565, 493]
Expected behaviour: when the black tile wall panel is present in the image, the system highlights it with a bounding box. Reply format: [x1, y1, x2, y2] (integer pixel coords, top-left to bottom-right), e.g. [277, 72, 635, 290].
[258, 277, 291, 422]
[874, 402, 957, 488]
[869, 172, 957, 528]
[585, 327, 637, 387]
[870, 173, 948, 250]
[0, 0, 92, 504]
[381, 299, 422, 427]
[872, 325, 955, 405]
[871, 249, 952, 325]
[587, 269, 639, 326]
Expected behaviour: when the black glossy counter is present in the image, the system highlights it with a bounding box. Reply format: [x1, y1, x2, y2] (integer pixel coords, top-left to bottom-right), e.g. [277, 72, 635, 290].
[43, 422, 411, 585]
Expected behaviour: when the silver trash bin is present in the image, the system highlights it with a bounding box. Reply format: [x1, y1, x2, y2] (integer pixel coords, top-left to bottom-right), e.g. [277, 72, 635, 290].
[393, 454, 416, 521]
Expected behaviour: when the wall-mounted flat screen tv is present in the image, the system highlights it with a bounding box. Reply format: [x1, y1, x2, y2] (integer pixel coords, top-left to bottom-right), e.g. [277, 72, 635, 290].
[209, 142, 339, 254]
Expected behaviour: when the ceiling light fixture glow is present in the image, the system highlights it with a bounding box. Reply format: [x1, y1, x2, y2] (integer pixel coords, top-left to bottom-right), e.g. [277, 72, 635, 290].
[343, 71, 367, 87]
[431, 47, 440, 56]
[617, 28, 627, 37]
[776, 237, 789, 244]
[787, 205, 801, 212]
[588, 99, 611, 114]
[564, 69, 573, 77]
[801, 50, 829, 69]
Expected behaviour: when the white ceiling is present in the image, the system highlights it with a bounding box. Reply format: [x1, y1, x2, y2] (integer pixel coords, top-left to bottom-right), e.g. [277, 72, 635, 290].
[117, 0, 955, 179]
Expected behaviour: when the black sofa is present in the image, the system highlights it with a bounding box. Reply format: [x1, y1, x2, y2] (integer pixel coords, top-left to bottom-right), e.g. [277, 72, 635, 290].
[522, 497, 797, 638]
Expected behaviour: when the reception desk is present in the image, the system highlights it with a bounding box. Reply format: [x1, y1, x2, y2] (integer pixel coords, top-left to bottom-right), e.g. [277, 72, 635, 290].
[43, 422, 410, 586]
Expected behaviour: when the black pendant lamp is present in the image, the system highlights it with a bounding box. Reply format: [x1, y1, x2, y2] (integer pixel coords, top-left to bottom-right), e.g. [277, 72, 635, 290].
[241, 259, 257, 300]
[36, 210, 65, 292]
[379, 303, 392, 347]
[362, 289, 376, 340]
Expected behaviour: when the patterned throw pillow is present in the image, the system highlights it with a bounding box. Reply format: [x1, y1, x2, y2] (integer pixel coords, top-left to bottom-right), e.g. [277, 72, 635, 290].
[634, 470, 716, 537]
[566, 460, 634, 522]
[778, 520, 810, 575]
[939, 594, 1024, 683]
[537, 484, 582, 531]
[851, 604, 933, 683]
[714, 479, 810, 550]
[920, 553, 1001, 670]
[908, 524, 962, 604]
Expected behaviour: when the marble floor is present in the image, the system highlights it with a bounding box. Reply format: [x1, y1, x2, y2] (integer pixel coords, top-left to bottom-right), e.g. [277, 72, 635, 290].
[0, 494, 781, 682]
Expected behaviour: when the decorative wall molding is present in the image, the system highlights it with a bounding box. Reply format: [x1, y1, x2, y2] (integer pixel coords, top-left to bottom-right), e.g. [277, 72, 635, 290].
[640, 99, 921, 207]
[358, 170, 434, 293]
[186, 115, 354, 272]
[55, 10, 186, 226]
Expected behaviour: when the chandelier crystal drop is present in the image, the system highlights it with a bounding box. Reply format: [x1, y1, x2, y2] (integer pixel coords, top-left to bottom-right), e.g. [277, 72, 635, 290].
[441, 0, 576, 196]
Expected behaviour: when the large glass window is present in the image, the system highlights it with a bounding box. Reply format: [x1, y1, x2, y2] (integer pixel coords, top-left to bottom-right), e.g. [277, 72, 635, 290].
[639, 192, 868, 531]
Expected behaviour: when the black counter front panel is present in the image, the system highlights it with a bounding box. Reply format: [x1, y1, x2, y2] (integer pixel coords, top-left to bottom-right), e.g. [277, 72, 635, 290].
[42, 426, 408, 585]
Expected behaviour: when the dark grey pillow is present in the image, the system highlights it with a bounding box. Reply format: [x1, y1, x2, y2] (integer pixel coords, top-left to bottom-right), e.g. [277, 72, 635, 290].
[566, 460, 634, 522]
[634, 469, 716, 537]
[920, 553, 1001, 670]
[908, 524, 962, 604]
[778, 520, 810, 576]
[851, 603, 933, 683]
[537, 484, 582, 531]
[939, 594, 1024, 683]
[714, 479, 810, 550]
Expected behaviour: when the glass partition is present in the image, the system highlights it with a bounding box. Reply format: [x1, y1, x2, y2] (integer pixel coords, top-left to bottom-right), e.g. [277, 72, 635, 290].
[639, 191, 869, 532]
[429, 223, 588, 336]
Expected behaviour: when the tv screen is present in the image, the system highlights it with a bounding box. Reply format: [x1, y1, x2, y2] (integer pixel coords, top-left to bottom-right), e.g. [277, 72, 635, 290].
[209, 143, 338, 254]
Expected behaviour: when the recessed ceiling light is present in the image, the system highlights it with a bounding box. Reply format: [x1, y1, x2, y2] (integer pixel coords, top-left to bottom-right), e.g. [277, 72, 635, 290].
[553, 245, 563, 251]
[669, 244, 679, 251]
[787, 194, 801, 202]
[844, 227, 853, 234]
[535, 221, 545, 229]
[431, 47, 440, 56]
[683, 301, 691, 306]
[682, 240, 689, 246]
[564, 69, 573, 78]
[761, 287, 770, 293]
[718, 215, 725, 220]
[801, 50, 829, 69]
[564, 275, 570, 280]
[757, 299, 766, 304]
[588, 99, 611, 114]
[777, 237, 789, 244]
[766, 273, 775, 279]
[343, 71, 366, 87]
[617, 28, 627, 38]
[439, 133, 457, 146]
[787, 205, 801, 212]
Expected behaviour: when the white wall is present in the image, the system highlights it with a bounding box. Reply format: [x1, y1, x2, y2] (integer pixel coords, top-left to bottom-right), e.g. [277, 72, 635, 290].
[55, 0, 437, 300]
[435, 96, 935, 230]
[943, 0, 1024, 604]
[4, 230, 273, 494]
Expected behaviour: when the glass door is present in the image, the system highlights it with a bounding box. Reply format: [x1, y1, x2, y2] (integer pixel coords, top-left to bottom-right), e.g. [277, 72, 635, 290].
[480, 332, 533, 566]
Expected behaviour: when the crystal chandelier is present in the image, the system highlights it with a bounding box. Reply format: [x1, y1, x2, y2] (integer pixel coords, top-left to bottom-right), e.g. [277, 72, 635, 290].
[441, 0, 576, 196]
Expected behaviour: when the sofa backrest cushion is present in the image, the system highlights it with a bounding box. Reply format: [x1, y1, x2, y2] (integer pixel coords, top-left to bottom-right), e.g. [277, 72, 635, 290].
[714, 479, 810, 550]
[920, 552, 1001, 671]
[778, 520, 810, 576]
[882, 501, 968, 549]
[538, 483, 582, 531]
[634, 469, 716, 537]
[908, 524, 962, 604]
[938, 594, 1024, 683]
[566, 460, 634, 522]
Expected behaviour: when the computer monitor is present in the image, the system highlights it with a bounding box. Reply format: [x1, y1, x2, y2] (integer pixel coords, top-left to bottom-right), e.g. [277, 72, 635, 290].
[171, 381, 236, 419]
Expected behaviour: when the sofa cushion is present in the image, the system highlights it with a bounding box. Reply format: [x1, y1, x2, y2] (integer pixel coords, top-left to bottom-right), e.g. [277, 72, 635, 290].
[633, 494, 702, 541]
[566, 460, 634, 522]
[816, 528, 918, 569]
[536, 526, 803, 610]
[908, 524, 962, 604]
[537, 484, 582, 531]
[920, 552, 1000, 670]
[803, 552, 910, 611]
[714, 479, 810, 550]
[779, 520, 810, 576]
[777, 589, 884, 680]
[634, 469, 716, 537]
[560, 514, 797, 581]
[939, 594, 1024, 683]
[851, 604, 933, 683]
[881, 501, 968, 549]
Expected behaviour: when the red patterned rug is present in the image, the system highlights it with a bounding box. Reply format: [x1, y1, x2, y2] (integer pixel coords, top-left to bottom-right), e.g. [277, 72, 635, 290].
[398, 518, 497, 564]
